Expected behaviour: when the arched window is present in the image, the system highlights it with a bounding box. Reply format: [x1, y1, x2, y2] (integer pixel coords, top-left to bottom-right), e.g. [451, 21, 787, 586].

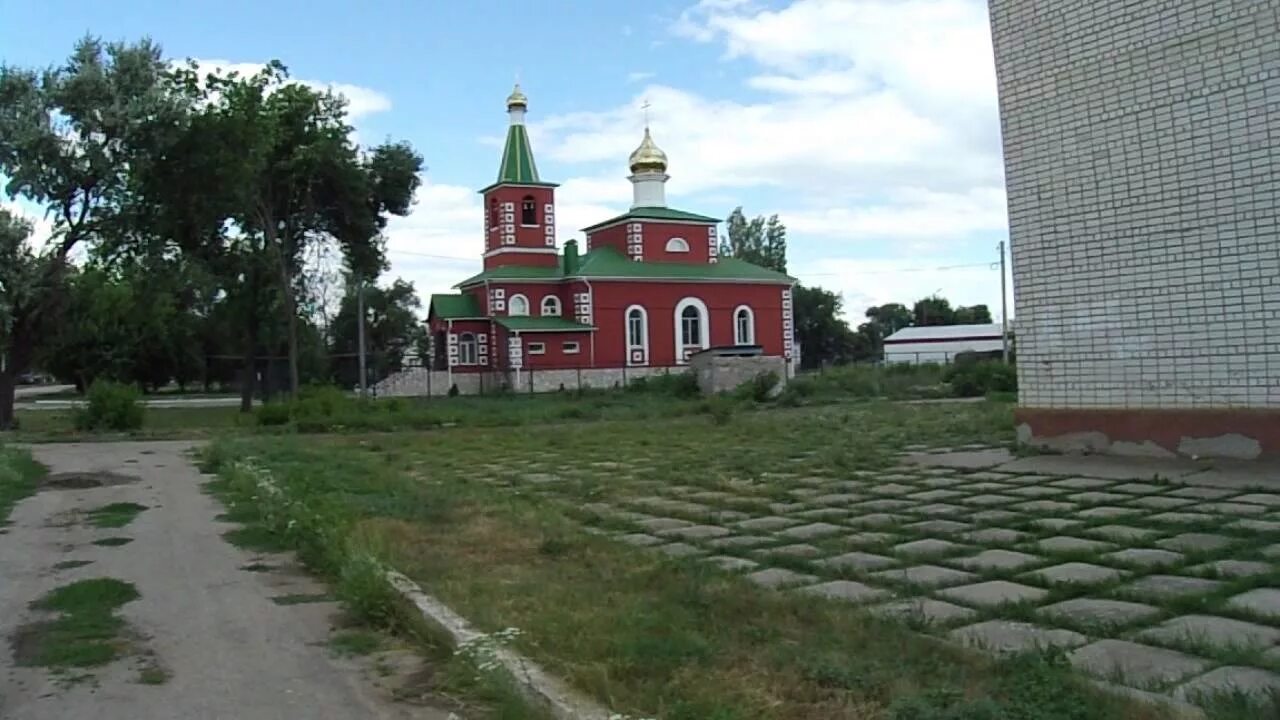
[521, 195, 537, 225]
[673, 297, 709, 363]
[665, 237, 689, 253]
[458, 333, 478, 365]
[734, 305, 755, 345]
[508, 294, 530, 316]
[540, 295, 561, 317]
[625, 305, 649, 366]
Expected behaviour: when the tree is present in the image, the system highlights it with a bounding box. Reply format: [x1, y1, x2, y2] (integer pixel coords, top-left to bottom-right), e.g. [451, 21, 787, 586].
[865, 303, 913, 336]
[792, 285, 857, 369]
[0, 37, 175, 428]
[954, 304, 993, 324]
[720, 207, 787, 273]
[329, 278, 427, 387]
[912, 295, 956, 326]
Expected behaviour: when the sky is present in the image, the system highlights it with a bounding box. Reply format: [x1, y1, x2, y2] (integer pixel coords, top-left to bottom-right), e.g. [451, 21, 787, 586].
[0, 0, 1014, 322]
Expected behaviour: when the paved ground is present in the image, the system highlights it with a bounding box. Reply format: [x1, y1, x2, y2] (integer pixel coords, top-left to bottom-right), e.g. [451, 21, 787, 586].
[13, 384, 75, 399]
[550, 447, 1280, 715]
[18, 396, 247, 410]
[0, 441, 454, 720]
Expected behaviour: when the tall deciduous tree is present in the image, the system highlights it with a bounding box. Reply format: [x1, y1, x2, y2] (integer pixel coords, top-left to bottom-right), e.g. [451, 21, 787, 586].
[792, 285, 857, 369]
[0, 37, 175, 428]
[720, 206, 787, 273]
[329, 277, 427, 387]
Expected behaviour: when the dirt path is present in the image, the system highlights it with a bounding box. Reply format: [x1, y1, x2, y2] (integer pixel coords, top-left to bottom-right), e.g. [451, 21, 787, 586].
[0, 440, 456, 720]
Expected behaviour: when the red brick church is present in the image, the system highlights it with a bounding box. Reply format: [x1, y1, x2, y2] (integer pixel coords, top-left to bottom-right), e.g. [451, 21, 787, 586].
[426, 85, 795, 387]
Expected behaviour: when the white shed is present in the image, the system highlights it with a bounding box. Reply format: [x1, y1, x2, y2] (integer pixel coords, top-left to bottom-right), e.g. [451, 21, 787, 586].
[883, 324, 1004, 364]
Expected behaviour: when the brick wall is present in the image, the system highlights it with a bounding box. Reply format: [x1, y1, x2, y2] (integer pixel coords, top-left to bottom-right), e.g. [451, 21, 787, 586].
[989, 0, 1280, 410]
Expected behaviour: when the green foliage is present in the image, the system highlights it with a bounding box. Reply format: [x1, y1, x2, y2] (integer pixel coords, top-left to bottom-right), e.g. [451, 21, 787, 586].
[84, 502, 147, 529]
[945, 361, 1017, 398]
[0, 444, 45, 523]
[784, 364, 950, 402]
[448, 383, 460, 397]
[255, 403, 293, 426]
[74, 381, 144, 431]
[718, 207, 787, 273]
[734, 371, 780, 403]
[626, 371, 700, 398]
[792, 284, 862, 368]
[20, 578, 141, 669]
[912, 295, 992, 327]
[329, 278, 427, 386]
[702, 395, 736, 425]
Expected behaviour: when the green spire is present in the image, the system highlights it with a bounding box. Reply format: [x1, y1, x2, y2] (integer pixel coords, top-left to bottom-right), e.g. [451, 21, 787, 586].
[496, 124, 540, 184]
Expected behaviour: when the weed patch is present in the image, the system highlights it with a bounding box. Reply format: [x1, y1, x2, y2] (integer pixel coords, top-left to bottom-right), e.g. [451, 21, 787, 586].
[92, 537, 134, 547]
[84, 502, 147, 529]
[12, 578, 140, 670]
[0, 445, 46, 523]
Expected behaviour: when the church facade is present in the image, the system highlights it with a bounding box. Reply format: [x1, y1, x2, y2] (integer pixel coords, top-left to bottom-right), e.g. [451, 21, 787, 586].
[426, 86, 795, 387]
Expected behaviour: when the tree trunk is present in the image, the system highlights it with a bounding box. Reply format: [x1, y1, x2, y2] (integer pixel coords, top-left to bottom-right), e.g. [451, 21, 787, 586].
[240, 321, 257, 414]
[0, 370, 15, 431]
[0, 329, 35, 431]
[279, 256, 300, 398]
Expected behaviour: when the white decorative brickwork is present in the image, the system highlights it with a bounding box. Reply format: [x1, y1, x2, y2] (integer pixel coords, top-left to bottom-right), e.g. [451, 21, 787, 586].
[781, 288, 794, 361]
[708, 226, 718, 263]
[990, 0, 1280, 410]
[574, 290, 593, 325]
[626, 222, 644, 262]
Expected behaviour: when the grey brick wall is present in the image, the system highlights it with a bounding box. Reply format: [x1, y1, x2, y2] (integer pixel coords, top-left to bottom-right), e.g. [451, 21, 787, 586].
[989, 0, 1280, 409]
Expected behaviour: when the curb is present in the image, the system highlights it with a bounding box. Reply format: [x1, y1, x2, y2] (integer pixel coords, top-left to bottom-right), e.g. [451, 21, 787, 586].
[384, 570, 613, 720]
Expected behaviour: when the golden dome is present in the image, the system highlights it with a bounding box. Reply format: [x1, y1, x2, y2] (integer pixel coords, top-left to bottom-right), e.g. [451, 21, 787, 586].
[506, 83, 528, 109]
[628, 126, 668, 173]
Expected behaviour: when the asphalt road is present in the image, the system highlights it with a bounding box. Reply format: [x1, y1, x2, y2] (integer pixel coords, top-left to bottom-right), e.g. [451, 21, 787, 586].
[0, 440, 454, 720]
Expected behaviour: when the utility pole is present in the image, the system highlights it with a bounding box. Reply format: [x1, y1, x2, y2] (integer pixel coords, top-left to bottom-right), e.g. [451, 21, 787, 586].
[356, 278, 368, 398]
[999, 241, 1010, 363]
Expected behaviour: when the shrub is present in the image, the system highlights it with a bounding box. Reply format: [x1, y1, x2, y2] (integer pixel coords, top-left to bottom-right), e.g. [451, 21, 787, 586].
[735, 371, 780, 403]
[627, 371, 700, 398]
[74, 381, 143, 431]
[945, 361, 1017, 398]
[255, 402, 292, 426]
[447, 383, 460, 397]
[702, 395, 735, 425]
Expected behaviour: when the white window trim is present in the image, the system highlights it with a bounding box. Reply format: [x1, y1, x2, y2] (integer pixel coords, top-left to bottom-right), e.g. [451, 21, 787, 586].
[527, 342, 546, 355]
[673, 297, 710, 364]
[624, 304, 649, 366]
[540, 295, 562, 317]
[508, 294, 530, 316]
[733, 304, 756, 345]
[458, 332, 478, 365]
[563, 341, 581, 354]
[665, 237, 690, 253]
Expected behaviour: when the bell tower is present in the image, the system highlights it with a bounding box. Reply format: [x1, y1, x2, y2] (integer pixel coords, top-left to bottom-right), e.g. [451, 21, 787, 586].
[479, 84, 560, 269]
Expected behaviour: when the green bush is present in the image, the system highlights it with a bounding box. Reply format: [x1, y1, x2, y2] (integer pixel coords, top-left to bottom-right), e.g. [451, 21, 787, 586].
[945, 361, 1017, 398]
[735, 371, 780, 403]
[255, 402, 292, 426]
[626, 371, 700, 398]
[74, 381, 143, 431]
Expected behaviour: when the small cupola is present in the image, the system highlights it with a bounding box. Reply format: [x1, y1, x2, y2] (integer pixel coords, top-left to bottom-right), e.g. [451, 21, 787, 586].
[628, 126, 669, 209]
[628, 127, 668, 174]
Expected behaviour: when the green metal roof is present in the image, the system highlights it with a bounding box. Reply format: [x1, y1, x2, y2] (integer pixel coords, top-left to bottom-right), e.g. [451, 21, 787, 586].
[497, 124, 540, 184]
[496, 317, 595, 333]
[456, 246, 793, 287]
[428, 293, 483, 319]
[581, 206, 721, 232]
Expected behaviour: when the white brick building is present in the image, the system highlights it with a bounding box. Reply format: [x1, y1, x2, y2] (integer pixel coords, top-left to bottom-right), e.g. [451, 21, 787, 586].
[989, 0, 1280, 458]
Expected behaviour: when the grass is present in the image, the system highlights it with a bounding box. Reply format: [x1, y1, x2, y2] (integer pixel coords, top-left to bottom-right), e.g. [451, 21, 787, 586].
[92, 537, 133, 547]
[0, 443, 47, 523]
[84, 502, 148, 529]
[329, 629, 383, 656]
[201, 400, 1181, 720]
[10, 405, 243, 441]
[14, 578, 140, 669]
[222, 525, 290, 552]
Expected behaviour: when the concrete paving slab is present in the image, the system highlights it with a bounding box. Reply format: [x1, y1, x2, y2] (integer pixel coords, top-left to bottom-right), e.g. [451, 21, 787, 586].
[776, 522, 845, 540]
[939, 580, 1048, 608]
[745, 567, 818, 589]
[656, 542, 706, 558]
[1231, 493, 1280, 507]
[1168, 487, 1239, 500]
[969, 509, 1023, 524]
[1013, 499, 1078, 513]
[760, 543, 823, 559]
[854, 498, 916, 512]
[996, 455, 1203, 481]
[1173, 666, 1280, 703]
[1050, 477, 1117, 490]
[1155, 533, 1234, 554]
[894, 538, 968, 558]
[1200, 502, 1268, 516]
[1104, 548, 1185, 569]
[952, 549, 1044, 572]
[844, 531, 898, 546]
[1139, 615, 1280, 650]
[903, 519, 972, 535]
[919, 476, 969, 488]
[1069, 639, 1210, 686]
[1075, 506, 1144, 520]
[1036, 536, 1116, 554]
[1263, 544, 1280, 559]
[793, 508, 852, 521]
[961, 528, 1029, 545]
[1224, 588, 1280, 621]
[950, 621, 1087, 655]
[907, 489, 963, 502]
[1007, 485, 1068, 498]
[736, 516, 801, 532]
[1084, 524, 1160, 542]
[1029, 518, 1084, 531]
[869, 483, 919, 496]
[1120, 575, 1224, 601]
[797, 580, 892, 604]
[1068, 492, 1130, 504]
[704, 534, 773, 549]
[960, 494, 1019, 507]
[1111, 483, 1168, 495]
[1039, 598, 1160, 628]
[617, 533, 666, 547]
[703, 555, 759, 572]
[636, 517, 695, 533]
[904, 449, 1014, 469]
[657, 524, 731, 541]
[1187, 560, 1273, 578]
[845, 513, 908, 528]
[808, 493, 863, 505]
[911, 503, 966, 516]
[821, 551, 898, 572]
[1146, 512, 1218, 525]
[1228, 519, 1280, 532]
[1129, 496, 1198, 510]
[1030, 562, 1128, 586]
[869, 598, 977, 626]
[954, 482, 1014, 493]
[871, 564, 977, 589]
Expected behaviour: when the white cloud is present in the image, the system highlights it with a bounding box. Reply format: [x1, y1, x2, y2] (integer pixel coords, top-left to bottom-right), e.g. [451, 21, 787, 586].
[1, 200, 56, 253]
[627, 71, 656, 83]
[186, 58, 393, 121]
[799, 256, 1013, 323]
[782, 187, 1008, 241]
